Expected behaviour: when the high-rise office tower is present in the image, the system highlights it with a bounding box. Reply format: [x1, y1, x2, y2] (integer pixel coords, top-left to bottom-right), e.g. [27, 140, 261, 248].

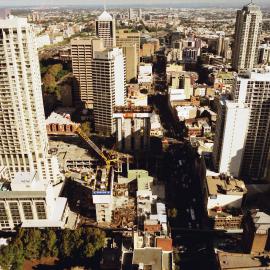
[232, 68, 270, 181]
[212, 100, 250, 177]
[128, 8, 136, 20]
[92, 48, 126, 135]
[96, 10, 116, 49]
[122, 45, 137, 82]
[71, 38, 104, 108]
[0, 17, 60, 183]
[232, 3, 262, 71]
[258, 43, 270, 65]
[116, 29, 141, 82]
[138, 9, 142, 20]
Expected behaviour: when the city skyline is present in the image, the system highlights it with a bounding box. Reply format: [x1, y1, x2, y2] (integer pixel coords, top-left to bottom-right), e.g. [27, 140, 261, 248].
[0, 1, 270, 269]
[1, 0, 270, 8]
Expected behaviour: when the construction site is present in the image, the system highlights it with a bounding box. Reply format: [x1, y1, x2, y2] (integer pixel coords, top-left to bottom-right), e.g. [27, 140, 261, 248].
[46, 111, 137, 228]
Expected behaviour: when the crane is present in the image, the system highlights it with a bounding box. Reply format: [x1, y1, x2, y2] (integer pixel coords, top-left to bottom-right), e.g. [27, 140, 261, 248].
[75, 126, 117, 168]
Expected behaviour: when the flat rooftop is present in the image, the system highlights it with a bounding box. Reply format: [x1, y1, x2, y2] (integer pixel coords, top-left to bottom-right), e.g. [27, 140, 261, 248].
[49, 139, 96, 168]
[251, 210, 270, 234]
[132, 248, 162, 270]
[217, 251, 270, 269]
[206, 174, 247, 196]
[114, 105, 153, 114]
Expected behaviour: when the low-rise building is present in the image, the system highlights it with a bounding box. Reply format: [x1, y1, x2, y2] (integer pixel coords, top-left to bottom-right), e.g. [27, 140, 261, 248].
[209, 208, 243, 231]
[204, 173, 247, 211]
[46, 112, 79, 135]
[243, 210, 270, 254]
[185, 118, 211, 137]
[217, 251, 270, 270]
[0, 171, 69, 230]
[138, 63, 153, 84]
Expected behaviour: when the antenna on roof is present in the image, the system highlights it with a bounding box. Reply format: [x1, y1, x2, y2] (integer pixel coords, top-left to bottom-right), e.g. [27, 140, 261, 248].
[103, 0, 107, 11]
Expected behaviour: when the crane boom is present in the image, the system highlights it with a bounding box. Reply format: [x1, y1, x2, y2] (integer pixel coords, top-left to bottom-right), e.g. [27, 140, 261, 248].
[75, 127, 109, 164]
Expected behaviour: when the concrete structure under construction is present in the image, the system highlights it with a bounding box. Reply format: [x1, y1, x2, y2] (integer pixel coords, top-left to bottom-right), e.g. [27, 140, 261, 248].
[113, 106, 152, 152]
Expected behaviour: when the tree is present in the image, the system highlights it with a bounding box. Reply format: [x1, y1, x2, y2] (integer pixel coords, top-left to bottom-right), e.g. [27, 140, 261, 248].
[23, 229, 42, 259]
[81, 122, 91, 135]
[0, 246, 14, 270]
[58, 229, 72, 259]
[48, 64, 63, 77]
[168, 208, 178, 218]
[42, 73, 57, 93]
[43, 229, 58, 257]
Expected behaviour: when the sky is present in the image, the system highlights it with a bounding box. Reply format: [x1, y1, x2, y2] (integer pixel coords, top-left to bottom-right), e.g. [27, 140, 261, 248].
[0, 0, 269, 8]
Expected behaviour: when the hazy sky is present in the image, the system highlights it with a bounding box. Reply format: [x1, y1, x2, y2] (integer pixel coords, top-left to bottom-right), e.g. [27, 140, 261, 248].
[0, 0, 269, 8]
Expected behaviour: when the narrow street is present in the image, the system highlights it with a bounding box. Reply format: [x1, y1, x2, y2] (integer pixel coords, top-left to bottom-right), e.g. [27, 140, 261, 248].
[150, 51, 217, 270]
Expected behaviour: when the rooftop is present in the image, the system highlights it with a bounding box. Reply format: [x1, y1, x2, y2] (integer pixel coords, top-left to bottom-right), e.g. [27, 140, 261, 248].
[206, 174, 247, 197]
[46, 112, 75, 125]
[132, 248, 162, 270]
[237, 67, 270, 81]
[98, 10, 113, 21]
[114, 105, 153, 114]
[0, 16, 28, 28]
[156, 237, 173, 252]
[217, 251, 270, 270]
[251, 210, 270, 234]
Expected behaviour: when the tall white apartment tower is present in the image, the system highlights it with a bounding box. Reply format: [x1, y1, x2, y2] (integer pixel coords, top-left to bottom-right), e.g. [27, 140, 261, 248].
[212, 100, 250, 177]
[96, 10, 116, 49]
[92, 48, 126, 135]
[232, 68, 270, 181]
[232, 3, 262, 71]
[0, 17, 59, 183]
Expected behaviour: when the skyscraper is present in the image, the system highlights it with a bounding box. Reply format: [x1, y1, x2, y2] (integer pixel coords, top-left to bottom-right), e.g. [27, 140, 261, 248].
[138, 9, 142, 20]
[232, 68, 270, 181]
[96, 10, 116, 49]
[0, 17, 59, 184]
[116, 29, 141, 82]
[92, 48, 126, 135]
[232, 3, 262, 71]
[212, 100, 250, 177]
[128, 8, 136, 20]
[71, 38, 104, 108]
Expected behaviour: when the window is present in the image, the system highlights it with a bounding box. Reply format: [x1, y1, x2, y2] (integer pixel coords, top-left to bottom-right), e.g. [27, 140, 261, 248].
[9, 202, 21, 224]
[22, 202, 33, 220]
[35, 202, 46, 219]
[0, 202, 9, 227]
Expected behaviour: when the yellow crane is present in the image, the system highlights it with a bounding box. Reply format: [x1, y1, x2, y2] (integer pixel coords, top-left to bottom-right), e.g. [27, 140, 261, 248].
[75, 126, 117, 169]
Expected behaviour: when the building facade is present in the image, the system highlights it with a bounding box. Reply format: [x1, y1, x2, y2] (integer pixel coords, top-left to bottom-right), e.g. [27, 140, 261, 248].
[0, 17, 60, 184]
[116, 29, 141, 82]
[232, 68, 270, 181]
[213, 100, 250, 177]
[232, 3, 262, 71]
[71, 38, 104, 108]
[92, 48, 126, 135]
[96, 11, 116, 49]
[0, 172, 69, 230]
